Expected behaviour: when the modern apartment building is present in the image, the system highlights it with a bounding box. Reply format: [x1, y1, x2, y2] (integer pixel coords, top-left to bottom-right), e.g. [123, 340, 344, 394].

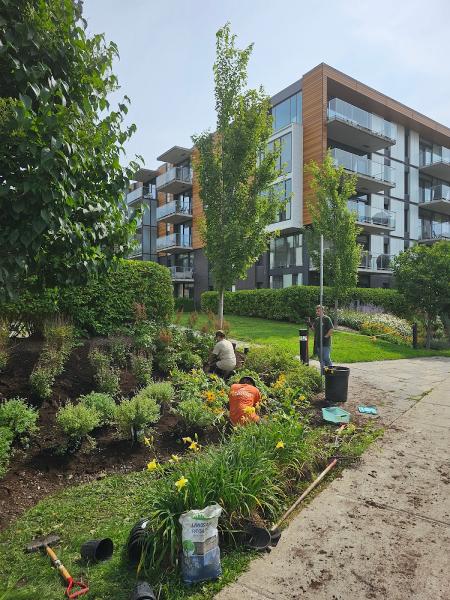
[126, 63, 450, 304]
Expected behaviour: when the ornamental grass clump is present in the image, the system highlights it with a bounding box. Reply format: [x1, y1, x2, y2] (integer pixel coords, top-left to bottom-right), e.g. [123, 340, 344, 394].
[140, 416, 328, 574]
[30, 319, 75, 398]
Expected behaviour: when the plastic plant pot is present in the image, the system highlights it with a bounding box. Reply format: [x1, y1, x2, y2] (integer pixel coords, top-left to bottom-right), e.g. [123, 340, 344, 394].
[127, 518, 152, 565]
[129, 581, 156, 600]
[243, 524, 271, 551]
[80, 538, 113, 563]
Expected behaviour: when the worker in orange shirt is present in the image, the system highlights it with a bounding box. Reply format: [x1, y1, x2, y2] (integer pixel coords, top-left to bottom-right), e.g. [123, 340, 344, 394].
[229, 376, 261, 426]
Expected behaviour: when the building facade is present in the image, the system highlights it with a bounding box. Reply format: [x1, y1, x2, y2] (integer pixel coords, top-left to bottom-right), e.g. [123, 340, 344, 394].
[126, 63, 450, 304]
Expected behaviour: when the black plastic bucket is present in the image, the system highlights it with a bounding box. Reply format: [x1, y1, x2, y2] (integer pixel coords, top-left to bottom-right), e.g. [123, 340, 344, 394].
[325, 366, 350, 403]
[127, 518, 151, 565]
[80, 538, 113, 563]
[129, 581, 156, 600]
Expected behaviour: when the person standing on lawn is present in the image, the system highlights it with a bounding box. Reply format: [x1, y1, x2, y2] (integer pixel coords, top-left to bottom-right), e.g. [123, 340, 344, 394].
[228, 376, 261, 426]
[208, 330, 237, 377]
[310, 305, 334, 367]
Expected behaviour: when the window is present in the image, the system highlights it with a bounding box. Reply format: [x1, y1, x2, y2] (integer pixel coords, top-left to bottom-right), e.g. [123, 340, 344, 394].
[273, 179, 292, 222]
[271, 92, 302, 132]
[270, 234, 302, 268]
[271, 275, 283, 289]
[268, 133, 292, 174]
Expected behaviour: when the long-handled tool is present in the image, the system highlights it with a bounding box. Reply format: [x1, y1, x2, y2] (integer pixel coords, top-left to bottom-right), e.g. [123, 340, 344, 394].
[25, 534, 89, 598]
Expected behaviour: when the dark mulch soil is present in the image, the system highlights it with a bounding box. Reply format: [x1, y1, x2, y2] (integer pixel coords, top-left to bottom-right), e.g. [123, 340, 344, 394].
[0, 339, 220, 532]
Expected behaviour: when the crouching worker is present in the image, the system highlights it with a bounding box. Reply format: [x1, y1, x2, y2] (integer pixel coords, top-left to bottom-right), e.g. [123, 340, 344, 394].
[208, 330, 236, 377]
[229, 376, 261, 426]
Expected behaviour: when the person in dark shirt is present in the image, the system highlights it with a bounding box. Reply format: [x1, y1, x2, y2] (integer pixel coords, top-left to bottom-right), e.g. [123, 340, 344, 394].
[309, 305, 334, 367]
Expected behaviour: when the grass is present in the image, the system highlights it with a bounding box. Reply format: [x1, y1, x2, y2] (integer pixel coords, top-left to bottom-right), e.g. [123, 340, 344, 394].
[176, 312, 450, 363]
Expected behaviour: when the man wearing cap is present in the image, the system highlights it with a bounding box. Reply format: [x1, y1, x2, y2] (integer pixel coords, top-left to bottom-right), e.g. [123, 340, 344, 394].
[208, 330, 236, 377]
[229, 376, 261, 426]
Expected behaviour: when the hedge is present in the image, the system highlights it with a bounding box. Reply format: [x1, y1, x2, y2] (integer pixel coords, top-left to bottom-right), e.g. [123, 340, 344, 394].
[201, 286, 410, 322]
[174, 297, 195, 312]
[1, 261, 174, 335]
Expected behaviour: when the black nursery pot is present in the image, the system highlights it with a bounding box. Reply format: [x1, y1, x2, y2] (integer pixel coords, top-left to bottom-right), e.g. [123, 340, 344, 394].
[129, 581, 156, 600]
[127, 518, 151, 565]
[80, 538, 114, 563]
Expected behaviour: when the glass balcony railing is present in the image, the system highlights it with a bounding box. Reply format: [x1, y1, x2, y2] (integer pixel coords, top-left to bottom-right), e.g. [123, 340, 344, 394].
[156, 166, 193, 190]
[419, 230, 450, 242]
[169, 266, 194, 279]
[328, 98, 396, 141]
[157, 199, 192, 220]
[359, 251, 393, 271]
[419, 183, 450, 206]
[126, 185, 156, 204]
[331, 148, 395, 185]
[420, 146, 450, 168]
[348, 201, 395, 229]
[156, 233, 192, 251]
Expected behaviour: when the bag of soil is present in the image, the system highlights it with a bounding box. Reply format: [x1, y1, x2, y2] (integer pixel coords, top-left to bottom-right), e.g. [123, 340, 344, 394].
[179, 503, 222, 584]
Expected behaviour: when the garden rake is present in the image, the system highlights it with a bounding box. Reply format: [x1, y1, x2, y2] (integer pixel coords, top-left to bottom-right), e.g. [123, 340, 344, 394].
[25, 534, 89, 599]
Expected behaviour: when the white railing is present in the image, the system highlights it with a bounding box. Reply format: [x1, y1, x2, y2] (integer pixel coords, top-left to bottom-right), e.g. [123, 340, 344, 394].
[156, 233, 192, 251]
[348, 201, 395, 229]
[157, 199, 192, 220]
[328, 98, 396, 140]
[169, 266, 194, 279]
[331, 148, 395, 185]
[156, 166, 193, 190]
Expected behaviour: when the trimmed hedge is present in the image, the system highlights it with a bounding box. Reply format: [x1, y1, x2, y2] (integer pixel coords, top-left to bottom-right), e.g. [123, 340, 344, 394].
[174, 297, 195, 312]
[1, 261, 174, 335]
[201, 286, 410, 321]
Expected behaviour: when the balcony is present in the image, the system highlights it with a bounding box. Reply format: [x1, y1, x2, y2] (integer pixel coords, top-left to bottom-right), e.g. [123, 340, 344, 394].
[126, 185, 155, 205]
[169, 266, 194, 281]
[419, 146, 450, 180]
[328, 98, 396, 153]
[359, 251, 393, 273]
[157, 233, 192, 254]
[156, 166, 193, 194]
[348, 201, 395, 234]
[419, 184, 450, 216]
[157, 199, 192, 224]
[331, 148, 395, 194]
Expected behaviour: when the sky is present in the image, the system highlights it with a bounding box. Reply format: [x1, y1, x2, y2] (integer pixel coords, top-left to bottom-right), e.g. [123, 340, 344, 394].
[83, 0, 450, 170]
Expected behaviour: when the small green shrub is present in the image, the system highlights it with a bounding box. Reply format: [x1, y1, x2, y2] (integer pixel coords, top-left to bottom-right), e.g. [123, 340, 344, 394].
[56, 403, 100, 441]
[78, 393, 116, 425]
[175, 397, 220, 430]
[245, 346, 299, 384]
[0, 320, 9, 371]
[0, 426, 13, 478]
[89, 348, 120, 395]
[29, 368, 54, 400]
[0, 398, 39, 444]
[115, 392, 160, 441]
[154, 351, 177, 375]
[108, 337, 131, 368]
[284, 363, 323, 394]
[176, 350, 203, 371]
[144, 381, 174, 406]
[131, 354, 153, 386]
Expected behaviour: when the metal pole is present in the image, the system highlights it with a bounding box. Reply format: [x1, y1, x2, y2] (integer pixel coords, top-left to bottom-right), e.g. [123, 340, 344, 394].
[412, 323, 418, 349]
[319, 234, 324, 376]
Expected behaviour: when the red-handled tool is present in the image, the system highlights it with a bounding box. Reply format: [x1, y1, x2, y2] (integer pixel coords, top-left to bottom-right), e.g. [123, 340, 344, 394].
[25, 534, 89, 598]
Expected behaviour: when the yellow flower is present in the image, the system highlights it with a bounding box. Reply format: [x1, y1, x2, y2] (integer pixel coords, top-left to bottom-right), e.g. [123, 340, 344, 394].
[189, 441, 200, 452]
[275, 441, 285, 449]
[175, 476, 188, 491]
[171, 454, 181, 462]
[243, 406, 256, 415]
[203, 390, 216, 403]
[182, 436, 192, 444]
[146, 459, 158, 471]
[143, 435, 153, 447]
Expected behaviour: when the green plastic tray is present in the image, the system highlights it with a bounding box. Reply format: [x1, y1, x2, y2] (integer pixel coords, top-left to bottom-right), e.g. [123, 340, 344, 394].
[322, 406, 351, 424]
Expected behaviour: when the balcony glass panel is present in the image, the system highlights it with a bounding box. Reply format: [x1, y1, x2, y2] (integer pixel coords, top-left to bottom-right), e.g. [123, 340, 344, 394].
[331, 148, 395, 184]
[156, 233, 192, 251]
[157, 198, 192, 220]
[359, 251, 393, 271]
[420, 216, 450, 241]
[328, 98, 396, 140]
[348, 200, 395, 228]
[419, 183, 450, 205]
[126, 185, 156, 203]
[420, 145, 450, 167]
[156, 166, 192, 189]
[169, 266, 194, 279]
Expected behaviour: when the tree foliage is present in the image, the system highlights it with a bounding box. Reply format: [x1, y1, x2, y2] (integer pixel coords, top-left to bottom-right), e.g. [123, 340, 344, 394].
[393, 241, 450, 347]
[305, 152, 361, 307]
[192, 23, 282, 324]
[0, 0, 138, 298]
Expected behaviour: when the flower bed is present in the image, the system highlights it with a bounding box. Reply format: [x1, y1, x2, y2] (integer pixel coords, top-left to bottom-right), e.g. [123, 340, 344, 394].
[335, 309, 412, 345]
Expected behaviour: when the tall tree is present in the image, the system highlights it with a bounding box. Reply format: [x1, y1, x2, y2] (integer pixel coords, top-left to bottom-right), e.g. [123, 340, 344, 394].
[192, 23, 282, 326]
[305, 152, 361, 321]
[0, 0, 138, 299]
[393, 241, 450, 348]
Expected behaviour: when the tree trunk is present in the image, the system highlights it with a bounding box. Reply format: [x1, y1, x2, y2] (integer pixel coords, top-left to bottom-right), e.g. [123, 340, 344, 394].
[425, 316, 433, 349]
[334, 298, 339, 328]
[218, 289, 224, 329]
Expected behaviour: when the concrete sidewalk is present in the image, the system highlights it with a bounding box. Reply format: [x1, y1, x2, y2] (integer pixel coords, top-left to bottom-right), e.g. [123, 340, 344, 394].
[216, 357, 450, 600]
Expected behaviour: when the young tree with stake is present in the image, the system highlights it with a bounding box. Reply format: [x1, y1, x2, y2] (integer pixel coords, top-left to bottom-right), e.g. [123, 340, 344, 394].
[192, 23, 282, 327]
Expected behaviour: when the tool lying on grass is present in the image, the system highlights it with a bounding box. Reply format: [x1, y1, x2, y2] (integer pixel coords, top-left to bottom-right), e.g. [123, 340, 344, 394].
[25, 534, 89, 599]
[245, 425, 348, 551]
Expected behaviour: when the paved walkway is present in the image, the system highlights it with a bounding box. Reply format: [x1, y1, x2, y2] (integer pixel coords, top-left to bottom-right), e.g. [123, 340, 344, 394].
[216, 357, 450, 600]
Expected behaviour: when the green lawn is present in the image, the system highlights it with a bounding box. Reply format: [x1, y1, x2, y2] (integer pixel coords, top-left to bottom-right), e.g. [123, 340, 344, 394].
[177, 313, 450, 363]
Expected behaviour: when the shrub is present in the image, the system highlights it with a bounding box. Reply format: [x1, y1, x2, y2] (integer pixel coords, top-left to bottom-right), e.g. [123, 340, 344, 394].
[30, 320, 75, 399]
[174, 297, 195, 312]
[78, 392, 116, 425]
[245, 346, 299, 384]
[0, 320, 9, 371]
[144, 381, 174, 406]
[335, 309, 412, 345]
[115, 392, 160, 441]
[284, 363, 323, 395]
[154, 351, 177, 375]
[131, 354, 153, 386]
[201, 285, 410, 321]
[56, 403, 100, 441]
[108, 337, 131, 368]
[0, 427, 13, 478]
[0, 398, 39, 444]
[176, 350, 203, 371]
[89, 348, 120, 395]
[175, 397, 221, 430]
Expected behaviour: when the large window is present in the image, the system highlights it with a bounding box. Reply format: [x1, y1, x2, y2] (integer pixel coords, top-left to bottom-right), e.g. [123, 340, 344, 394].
[271, 92, 302, 132]
[268, 132, 292, 174]
[270, 234, 302, 268]
[273, 179, 292, 222]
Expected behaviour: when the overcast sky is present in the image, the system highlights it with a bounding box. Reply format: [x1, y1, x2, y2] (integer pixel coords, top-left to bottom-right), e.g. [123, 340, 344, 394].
[83, 0, 450, 169]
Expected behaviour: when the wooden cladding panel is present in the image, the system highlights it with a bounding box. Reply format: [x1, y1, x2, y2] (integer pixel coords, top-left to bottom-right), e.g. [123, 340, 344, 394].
[302, 65, 327, 225]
